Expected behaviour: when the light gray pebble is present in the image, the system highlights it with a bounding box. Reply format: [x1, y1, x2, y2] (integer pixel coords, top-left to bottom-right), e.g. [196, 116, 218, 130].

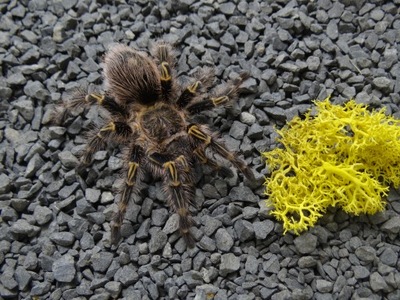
[14, 266, 32, 290]
[353, 265, 370, 279]
[294, 233, 318, 254]
[245, 255, 259, 275]
[114, 265, 139, 287]
[240, 112, 256, 125]
[10, 219, 40, 238]
[85, 188, 101, 203]
[229, 185, 258, 203]
[316, 279, 333, 293]
[253, 220, 274, 239]
[52, 254, 76, 283]
[215, 228, 234, 252]
[149, 230, 168, 253]
[50, 232, 75, 246]
[202, 215, 222, 236]
[379, 248, 397, 266]
[163, 214, 179, 235]
[199, 235, 216, 252]
[234, 220, 254, 242]
[91, 252, 114, 273]
[355, 246, 376, 263]
[370, 272, 389, 292]
[0, 173, 11, 194]
[33, 205, 53, 225]
[58, 151, 80, 169]
[105, 281, 122, 298]
[381, 216, 400, 234]
[219, 253, 240, 276]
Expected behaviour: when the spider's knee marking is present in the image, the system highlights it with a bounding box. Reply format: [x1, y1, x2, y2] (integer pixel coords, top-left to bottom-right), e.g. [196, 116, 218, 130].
[160, 62, 172, 81]
[176, 155, 190, 172]
[188, 81, 200, 94]
[163, 161, 180, 186]
[101, 122, 116, 132]
[211, 96, 229, 106]
[86, 93, 105, 105]
[126, 161, 139, 186]
[188, 125, 211, 145]
[194, 148, 208, 164]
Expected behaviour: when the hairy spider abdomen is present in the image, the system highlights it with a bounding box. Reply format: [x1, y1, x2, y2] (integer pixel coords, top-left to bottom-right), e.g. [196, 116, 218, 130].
[104, 44, 161, 106]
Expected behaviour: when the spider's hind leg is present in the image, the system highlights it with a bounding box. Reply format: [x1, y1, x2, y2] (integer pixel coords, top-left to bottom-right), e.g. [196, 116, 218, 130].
[111, 144, 144, 245]
[149, 152, 196, 248]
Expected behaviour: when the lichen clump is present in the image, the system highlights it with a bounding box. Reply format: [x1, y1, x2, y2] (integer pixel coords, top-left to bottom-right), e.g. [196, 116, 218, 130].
[263, 97, 400, 235]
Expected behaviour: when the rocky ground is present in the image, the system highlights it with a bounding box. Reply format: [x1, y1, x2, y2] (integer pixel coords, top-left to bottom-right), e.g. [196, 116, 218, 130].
[1, 0, 400, 299]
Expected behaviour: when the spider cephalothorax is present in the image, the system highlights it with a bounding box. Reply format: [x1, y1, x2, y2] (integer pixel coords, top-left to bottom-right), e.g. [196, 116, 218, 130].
[58, 42, 254, 247]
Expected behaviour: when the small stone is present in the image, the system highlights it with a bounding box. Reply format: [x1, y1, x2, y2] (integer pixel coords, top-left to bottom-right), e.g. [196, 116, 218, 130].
[379, 248, 397, 267]
[240, 112, 256, 125]
[253, 220, 274, 239]
[199, 235, 216, 252]
[355, 246, 376, 263]
[316, 279, 333, 293]
[370, 272, 389, 292]
[229, 186, 258, 203]
[245, 255, 259, 275]
[0, 174, 11, 194]
[215, 228, 234, 252]
[33, 205, 53, 225]
[381, 216, 400, 234]
[234, 220, 254, 242]
[24, 81, 49, 101]
[219, 2, 235, 15]
[52, 254, 76, 283]
[229, 121, 247, 140]
[151, 208, 169, 227]
[220, 253, 240, 276]
[372, 77, 392, 93]
[91, 252, 114, 273]
[85, 188, 101, 204]
[50, 232, 75, 247]
[10, 219, 40, 238]
[163, 214, 179, 235]
[105, 281, 122, 298]
[353, 266, 370, 279]
[114, 265, 139, 287]
[149, 230, 168, 253]
[58, 151, 80, 169]
[14, 266, 32, 290]
[294, 233, 318, 254]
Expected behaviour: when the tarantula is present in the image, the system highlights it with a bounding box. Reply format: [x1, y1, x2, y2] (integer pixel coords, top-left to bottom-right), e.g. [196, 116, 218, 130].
[58, 42, 254, 247]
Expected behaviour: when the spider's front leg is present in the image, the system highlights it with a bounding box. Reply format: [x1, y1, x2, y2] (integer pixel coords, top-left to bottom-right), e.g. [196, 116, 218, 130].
[193, 147, 234, 178]
[111, 144, 144, 245]
[151, 42, 176, 101]
[149, 153, 196, 248]
[188, 124, 255, 181]
[54, 91, 127, 124]
[80, 120, 132, 165]
[185, 72, 250, 114]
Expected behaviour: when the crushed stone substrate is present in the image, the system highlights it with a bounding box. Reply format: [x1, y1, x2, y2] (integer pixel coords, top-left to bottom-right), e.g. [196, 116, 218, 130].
[1, 0, 400, 299]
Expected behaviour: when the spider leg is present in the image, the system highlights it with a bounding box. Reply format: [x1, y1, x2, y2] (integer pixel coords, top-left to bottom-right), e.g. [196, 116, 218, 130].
[149, 152, 196, 248]
[185, 72, 250, 114]
[111, 144, 144, 245]
[80, 121, 132, 165]
[151, 42, 176, 101]
[193, 147, 234, 178]
[176, 67, 215, 108]
[54, 91, 128, 124]
[188, 124, 254, 180]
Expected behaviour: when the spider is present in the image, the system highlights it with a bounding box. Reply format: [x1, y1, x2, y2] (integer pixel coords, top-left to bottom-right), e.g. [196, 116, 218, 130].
[57, 42, 254, 248]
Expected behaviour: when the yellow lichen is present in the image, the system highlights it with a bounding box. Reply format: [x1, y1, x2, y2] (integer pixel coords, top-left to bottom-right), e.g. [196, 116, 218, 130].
[263, 97, 400, 235]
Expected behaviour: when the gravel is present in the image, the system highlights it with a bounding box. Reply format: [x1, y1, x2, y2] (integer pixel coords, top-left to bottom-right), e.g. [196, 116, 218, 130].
[1, 0, 400, 299]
